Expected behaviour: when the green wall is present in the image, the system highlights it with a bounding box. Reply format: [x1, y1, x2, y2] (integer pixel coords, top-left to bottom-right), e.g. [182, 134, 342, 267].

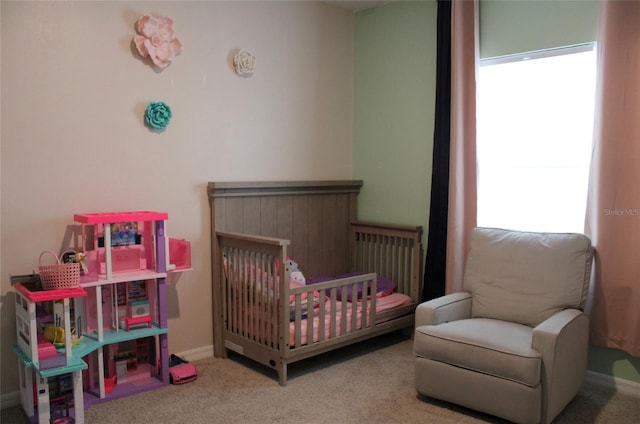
[588, 346, 640, 386]
[353, 0, 639, 387]
[353, 0, 436, 244]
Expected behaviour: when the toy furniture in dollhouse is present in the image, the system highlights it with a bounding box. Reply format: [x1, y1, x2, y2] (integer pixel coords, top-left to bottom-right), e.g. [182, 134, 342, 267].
[115, 281, 152, 331]
[44, 374, 75, 424]
[107, 339, 153, 385]
[122, 315, 152, 331]
[12, 211, 191, 424]
[129, 299, 150, 317]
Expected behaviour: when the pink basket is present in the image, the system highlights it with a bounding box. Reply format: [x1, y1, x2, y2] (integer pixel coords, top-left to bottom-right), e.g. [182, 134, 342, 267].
[38, 250, 80, 290]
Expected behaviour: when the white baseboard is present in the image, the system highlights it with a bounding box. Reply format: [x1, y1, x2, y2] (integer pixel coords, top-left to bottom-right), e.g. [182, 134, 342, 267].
[176, 344, 214, 362]
[585, 370, 640, 398]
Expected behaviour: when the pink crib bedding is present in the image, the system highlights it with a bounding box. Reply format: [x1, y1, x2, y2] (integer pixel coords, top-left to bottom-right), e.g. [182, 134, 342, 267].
[288, 292, 412, 346]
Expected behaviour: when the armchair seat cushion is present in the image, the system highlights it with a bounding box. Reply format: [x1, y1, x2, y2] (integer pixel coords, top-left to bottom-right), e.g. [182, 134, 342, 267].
[415, 318, 541, 387]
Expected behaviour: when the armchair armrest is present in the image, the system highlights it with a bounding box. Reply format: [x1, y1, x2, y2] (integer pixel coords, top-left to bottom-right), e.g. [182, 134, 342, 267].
[415, 292, 472, 327]
[532, 309, 589, 423]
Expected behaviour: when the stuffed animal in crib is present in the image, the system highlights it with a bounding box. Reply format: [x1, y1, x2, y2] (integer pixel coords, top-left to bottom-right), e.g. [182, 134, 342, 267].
[287, 257, 306, 286]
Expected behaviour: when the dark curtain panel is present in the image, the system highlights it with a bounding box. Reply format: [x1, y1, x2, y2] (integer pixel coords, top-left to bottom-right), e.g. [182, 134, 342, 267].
[422, 0, 452, 302]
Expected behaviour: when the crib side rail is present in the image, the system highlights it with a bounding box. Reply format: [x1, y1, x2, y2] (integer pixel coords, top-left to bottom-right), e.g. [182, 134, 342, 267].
[215, 231, 289, 355]
[350, 221, 423, 302]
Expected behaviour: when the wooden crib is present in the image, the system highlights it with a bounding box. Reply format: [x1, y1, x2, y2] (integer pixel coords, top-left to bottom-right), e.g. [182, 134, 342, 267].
[208, 180, 423, 385]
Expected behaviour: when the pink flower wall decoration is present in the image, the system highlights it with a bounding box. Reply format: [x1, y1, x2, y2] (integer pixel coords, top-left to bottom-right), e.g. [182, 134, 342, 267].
[133, 15, 183, 69]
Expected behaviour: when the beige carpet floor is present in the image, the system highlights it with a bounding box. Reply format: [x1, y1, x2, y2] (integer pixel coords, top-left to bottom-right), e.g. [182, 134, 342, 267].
[2, 332, 639, 423]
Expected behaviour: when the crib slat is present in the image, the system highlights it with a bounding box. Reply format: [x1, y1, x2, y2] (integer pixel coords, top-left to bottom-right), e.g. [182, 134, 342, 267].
[231, 248, 238, 335]
[330, 290, 338, 339]
[361, 283, 369, 328]
[350, 282, 358, 332]
[256, 253, 264, 342]
[305, 293, 314, 346]
[318, 289, 326, 342]
[269, 254, 279, 348]
[294, 296, 302, 348]
[242, 250, 248, 337]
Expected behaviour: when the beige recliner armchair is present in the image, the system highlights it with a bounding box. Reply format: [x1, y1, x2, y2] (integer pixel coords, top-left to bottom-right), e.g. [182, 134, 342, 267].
[414, 227, 594, 424]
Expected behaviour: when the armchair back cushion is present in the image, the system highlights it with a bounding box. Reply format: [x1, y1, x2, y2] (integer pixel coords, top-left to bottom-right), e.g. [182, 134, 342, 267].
[464, 227, 593, 327]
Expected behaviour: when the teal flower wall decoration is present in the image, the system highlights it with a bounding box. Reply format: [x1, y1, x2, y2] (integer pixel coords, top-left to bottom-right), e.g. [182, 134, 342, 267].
[145, 101, 172, 130]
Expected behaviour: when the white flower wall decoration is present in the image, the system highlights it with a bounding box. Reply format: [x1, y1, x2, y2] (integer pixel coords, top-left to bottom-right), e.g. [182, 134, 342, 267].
[234, 50, 256, 75]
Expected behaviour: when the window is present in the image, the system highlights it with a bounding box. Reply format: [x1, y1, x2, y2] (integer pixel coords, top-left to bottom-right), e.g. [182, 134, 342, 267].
[476, 44, 597, 233]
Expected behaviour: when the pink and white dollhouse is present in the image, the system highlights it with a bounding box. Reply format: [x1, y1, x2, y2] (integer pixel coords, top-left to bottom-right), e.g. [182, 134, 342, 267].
[12, 211, 191, 424]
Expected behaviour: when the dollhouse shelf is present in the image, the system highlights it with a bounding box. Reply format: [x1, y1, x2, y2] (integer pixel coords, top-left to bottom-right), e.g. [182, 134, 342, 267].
[79, 270, 167, 287]
[11, 344, 88, 378]
[70, 326, 169, 358]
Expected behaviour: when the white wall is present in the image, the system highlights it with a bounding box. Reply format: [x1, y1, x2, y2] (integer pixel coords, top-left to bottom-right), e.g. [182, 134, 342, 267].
[0, 1, 353, 396]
